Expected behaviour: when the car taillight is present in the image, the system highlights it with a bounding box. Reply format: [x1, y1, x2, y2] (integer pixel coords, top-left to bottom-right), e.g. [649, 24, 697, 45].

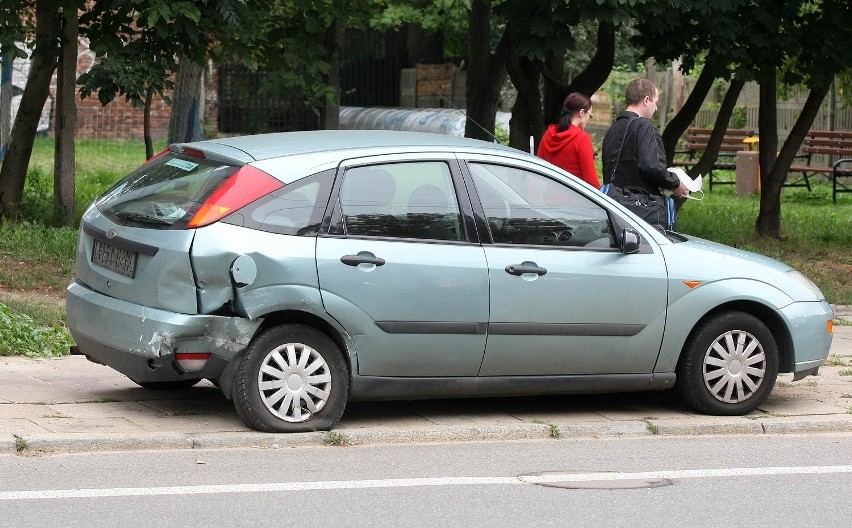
[180, 147, 207, 159]
[169, 145, 207, 159]
[187, 165, 283, 228]
[175, 352, 211, 371]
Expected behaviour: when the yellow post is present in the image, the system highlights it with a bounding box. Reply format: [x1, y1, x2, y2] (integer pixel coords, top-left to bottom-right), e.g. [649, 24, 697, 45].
[736, 136, 761, 196]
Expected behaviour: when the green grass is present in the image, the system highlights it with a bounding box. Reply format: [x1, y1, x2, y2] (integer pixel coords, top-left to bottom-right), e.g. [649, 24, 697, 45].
[22, 136, 164, 226]
[0, 294, 67, 325]
[825, 354, 849, 367]
[533, 419, 562, 438]
[0, 301, 73, 357]
[27, 136, 164, 179]
[323, 431, 349, 446]
[644, 418, 660, 435]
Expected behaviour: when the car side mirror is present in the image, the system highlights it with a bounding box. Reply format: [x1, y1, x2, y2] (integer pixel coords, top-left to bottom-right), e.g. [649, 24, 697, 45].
[620, 228, 641, 254]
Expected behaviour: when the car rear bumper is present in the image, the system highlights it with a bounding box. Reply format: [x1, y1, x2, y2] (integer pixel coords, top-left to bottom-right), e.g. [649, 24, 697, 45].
[66, 281, 261, 383]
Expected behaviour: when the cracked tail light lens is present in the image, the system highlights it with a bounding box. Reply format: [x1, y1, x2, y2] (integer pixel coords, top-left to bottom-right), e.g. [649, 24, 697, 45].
[187, 165, 283, 228]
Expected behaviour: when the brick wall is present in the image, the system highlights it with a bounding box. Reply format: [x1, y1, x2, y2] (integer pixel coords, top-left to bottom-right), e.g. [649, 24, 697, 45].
[43, 37, 219, 141]
[74, 94, 172, 140]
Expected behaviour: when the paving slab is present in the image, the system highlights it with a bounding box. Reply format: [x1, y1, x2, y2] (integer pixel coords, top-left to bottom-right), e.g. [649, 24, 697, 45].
[0, 326, 850, 454]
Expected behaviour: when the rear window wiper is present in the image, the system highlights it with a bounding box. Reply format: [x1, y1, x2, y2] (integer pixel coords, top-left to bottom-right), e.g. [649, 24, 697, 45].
[115, 211, 174, 226]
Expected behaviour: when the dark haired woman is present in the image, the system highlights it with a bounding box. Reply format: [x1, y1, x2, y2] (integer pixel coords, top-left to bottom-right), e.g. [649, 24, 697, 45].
[536, 92, 600, 188]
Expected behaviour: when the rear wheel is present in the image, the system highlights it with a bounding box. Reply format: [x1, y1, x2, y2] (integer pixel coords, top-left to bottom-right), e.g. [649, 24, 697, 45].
[676, 311, 778, 415]
[232, 324, 349, 432]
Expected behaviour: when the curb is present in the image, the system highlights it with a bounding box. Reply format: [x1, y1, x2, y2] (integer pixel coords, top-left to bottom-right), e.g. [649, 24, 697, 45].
[5, 417, 852, 455]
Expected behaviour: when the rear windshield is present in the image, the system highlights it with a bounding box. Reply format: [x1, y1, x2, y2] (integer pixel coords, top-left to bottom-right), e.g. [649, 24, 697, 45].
[96, 153, 240, 229]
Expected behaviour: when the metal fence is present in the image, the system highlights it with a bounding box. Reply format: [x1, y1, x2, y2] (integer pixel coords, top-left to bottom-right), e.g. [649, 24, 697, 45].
[217, 64, 320, 134]
[217, 30, 402, 135]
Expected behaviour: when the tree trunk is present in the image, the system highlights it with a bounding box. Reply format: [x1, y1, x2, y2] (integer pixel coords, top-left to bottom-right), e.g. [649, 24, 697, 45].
[542, 48, 566, 126]
[53, 7, 77, 227]
[144, 89, 154, 159]
[320, 19, 345, 130]
[757, 74, 833, 238]
[661, 65, 717, 164]
[507, 46, 543, 153]
[506, 25, 544, 152]
[542, 21, 615, 126]
[690, 78, 745, 178]
[168, 54, 203, 144]
[464, 0, 509, 142]
[1, 49, 12, 162]
[0, 0, 59, 218]
[755, 69, 780, 237]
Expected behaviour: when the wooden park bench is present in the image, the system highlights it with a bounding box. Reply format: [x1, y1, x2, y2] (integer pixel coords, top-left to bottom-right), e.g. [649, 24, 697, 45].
[787, 130, 852, 202]
[672, 127, 756, 189]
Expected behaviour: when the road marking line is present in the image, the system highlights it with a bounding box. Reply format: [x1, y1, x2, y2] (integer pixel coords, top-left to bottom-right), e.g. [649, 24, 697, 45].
[2, 466, 852, 500]
[519, 465, 852, 483]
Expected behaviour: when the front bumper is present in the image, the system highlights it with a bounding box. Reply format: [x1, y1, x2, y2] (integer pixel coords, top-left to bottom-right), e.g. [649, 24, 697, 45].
[780, 300, 834, 374]
[66, 281, 262, 383]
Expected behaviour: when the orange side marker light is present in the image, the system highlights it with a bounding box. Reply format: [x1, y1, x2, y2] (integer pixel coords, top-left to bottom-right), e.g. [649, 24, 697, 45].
[683, 280, 702, 289]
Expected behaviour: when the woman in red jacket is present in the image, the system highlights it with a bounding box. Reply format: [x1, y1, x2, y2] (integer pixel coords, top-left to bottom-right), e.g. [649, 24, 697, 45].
[537, 92, 600, 189]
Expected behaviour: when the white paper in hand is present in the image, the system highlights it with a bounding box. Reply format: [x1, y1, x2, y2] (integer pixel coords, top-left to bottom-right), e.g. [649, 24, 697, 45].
[667, 167, 703, 199]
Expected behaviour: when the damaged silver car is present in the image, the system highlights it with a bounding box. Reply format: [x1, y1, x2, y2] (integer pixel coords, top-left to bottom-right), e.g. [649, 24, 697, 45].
[67, 130, 834, 432]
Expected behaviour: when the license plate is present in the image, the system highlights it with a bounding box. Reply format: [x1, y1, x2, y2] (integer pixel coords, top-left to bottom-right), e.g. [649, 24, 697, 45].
[92, 239, 137, 278]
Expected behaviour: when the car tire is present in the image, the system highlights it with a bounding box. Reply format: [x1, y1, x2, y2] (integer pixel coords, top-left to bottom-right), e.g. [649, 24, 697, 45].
[232, 324, 349, 433]
[137, 379, 201, 390]
[676, 311, 778, 415]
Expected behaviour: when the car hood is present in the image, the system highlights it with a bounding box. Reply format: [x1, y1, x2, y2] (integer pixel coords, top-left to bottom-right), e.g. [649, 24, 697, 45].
[669, 236, 791, 271]
[660, 235, 820, 302]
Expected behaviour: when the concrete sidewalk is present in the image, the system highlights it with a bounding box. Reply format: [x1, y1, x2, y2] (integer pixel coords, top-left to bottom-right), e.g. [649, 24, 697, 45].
[2, 325, 851, 454]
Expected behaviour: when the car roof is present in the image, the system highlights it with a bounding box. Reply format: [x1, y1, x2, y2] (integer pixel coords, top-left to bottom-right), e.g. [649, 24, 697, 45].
[173, 130, 523, 164]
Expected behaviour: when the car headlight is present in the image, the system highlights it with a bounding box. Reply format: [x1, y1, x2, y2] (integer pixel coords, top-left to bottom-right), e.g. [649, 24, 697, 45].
[787, 270, 825, 301]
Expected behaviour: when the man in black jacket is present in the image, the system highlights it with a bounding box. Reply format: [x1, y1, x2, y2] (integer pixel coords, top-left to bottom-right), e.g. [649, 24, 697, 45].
[602, 79, 689, 199]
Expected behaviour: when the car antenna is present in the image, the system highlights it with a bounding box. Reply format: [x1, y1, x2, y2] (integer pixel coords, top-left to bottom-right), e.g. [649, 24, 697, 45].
[423, 81, 501, 144]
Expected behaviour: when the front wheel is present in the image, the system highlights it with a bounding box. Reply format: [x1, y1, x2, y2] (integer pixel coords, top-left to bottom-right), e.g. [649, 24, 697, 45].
[676, 311, 778, 415]
[232, 325, 349, 432]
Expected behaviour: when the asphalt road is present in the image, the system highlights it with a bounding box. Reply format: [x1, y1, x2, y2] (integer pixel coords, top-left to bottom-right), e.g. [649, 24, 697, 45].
[2, 433, 851, 527]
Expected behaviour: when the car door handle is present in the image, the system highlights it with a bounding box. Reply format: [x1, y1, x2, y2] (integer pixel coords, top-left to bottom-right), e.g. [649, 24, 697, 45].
[341, 255, 386, 267]
[505, 264, 547, 276]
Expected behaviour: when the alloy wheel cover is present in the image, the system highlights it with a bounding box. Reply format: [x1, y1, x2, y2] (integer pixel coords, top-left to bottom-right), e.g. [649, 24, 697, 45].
[702, 329, 767, 404]
[257, 342, 332, 422]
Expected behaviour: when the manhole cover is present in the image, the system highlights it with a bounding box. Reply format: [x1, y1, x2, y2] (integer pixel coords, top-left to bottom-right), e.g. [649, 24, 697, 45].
[519, 472, 673, 490]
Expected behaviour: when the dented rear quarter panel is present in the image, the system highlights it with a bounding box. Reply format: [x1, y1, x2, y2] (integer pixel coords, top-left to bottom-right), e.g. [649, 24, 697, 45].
[191, 223, 325, 319]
